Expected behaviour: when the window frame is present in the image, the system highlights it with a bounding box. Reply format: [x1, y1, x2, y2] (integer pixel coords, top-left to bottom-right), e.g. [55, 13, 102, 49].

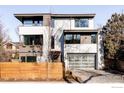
[24, 35, 43, 45]
[65, 34, 80, 44]
[75, 18, 89, 27]
[64, 32, 97, 44]
[22, 17, 43, 26]
[91, 33, 97, 44]
[23, 19, 33, 26]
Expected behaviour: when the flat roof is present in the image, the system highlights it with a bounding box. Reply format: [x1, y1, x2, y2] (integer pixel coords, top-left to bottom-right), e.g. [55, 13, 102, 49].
[14, 13, 50, 17]
[14, 13, 96, 21]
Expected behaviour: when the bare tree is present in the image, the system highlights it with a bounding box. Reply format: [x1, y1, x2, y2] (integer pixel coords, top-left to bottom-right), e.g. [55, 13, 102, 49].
[0, 21, 11, 62]
[50, 27, 63, 62]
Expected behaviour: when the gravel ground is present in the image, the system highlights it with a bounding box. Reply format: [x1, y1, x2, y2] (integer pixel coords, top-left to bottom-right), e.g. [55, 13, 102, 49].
[72, 70, 124, 83]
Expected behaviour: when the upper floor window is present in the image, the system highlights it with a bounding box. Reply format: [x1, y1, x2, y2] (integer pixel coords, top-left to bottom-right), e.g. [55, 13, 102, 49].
[91, 34, 97, 43]
[22, 17, 43, 26]
[65, 34, 80, 44]
[75, 18, 89, 27]
[24, 35, 43, 45]
[23, 19, 33, 26]
[64, 32, 97, 44]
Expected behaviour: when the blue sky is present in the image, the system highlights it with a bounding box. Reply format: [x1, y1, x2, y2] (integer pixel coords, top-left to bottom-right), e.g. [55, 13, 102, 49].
[0, 5, 124, 42]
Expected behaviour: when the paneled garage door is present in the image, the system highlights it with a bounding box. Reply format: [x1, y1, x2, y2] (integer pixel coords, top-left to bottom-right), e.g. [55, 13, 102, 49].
[67, 53, 96, 70]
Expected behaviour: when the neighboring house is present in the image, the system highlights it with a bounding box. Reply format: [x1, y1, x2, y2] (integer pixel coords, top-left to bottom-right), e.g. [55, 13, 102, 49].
[14, 13, 104, 70]
[3, 41, 19, 61]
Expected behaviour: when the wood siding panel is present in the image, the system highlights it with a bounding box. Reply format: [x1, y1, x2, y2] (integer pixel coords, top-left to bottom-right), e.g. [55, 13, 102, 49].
[81, 35, 91, 44]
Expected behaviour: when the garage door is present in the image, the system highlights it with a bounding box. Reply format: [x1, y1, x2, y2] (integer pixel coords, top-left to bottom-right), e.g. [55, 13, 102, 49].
[67, 53, 96, 70]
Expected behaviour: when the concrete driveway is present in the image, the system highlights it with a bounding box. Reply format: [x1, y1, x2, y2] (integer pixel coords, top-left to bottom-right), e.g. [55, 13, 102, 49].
[65, 70, 124, 83]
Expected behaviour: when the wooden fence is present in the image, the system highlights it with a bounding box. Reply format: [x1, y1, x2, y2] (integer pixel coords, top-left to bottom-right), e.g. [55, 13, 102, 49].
[0, 62, 64, 81]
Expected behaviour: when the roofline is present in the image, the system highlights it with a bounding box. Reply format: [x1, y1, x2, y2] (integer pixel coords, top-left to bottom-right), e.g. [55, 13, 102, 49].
[52, 13, 95, 17]
[14, 13, 51, 17]
[3, 41, 15, 46]
[64, 29, 98, 33]
[14, 13, 96, 17]
[3, 41, 20, 46]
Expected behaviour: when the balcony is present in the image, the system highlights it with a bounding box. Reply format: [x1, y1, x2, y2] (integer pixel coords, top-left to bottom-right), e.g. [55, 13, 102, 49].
[19, 45, 42, 51]
[19, 45, 43, 56]
[19, 26, 49, 35]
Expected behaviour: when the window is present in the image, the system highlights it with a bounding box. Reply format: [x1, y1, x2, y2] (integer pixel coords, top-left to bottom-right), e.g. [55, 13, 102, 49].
[39, 20, 43, 26]
[65, 34, 73, 44]
[27, 56, 36, 62]
[75, 18, 89, 27]
[91, 34, 97, 43]
[23, 19, 33, 26]
[24, 35, 43, 45]
[6, 44, 12, 49]
[23, 17, 43, 26]
[74, 34, 80, 43]
[65, 32, 97, 44]
[21, 56, 25, 62]
[65, 34, 80, 44]
[21, 56, 36, 62]
[34, 20, 43, 26]
[34, 20, 39, 26]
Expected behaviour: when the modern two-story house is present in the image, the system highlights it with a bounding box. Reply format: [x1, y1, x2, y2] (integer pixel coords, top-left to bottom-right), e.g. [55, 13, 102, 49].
[14, 13, 104, 70]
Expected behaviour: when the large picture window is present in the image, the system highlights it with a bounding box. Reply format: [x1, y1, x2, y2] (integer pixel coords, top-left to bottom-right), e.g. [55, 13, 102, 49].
[65, 34, 80, 44]
[64, 32, 97, 44]
[22, 17, 43, 26]
[24, 35, 43, 45]
[75, 18, 89, 27]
